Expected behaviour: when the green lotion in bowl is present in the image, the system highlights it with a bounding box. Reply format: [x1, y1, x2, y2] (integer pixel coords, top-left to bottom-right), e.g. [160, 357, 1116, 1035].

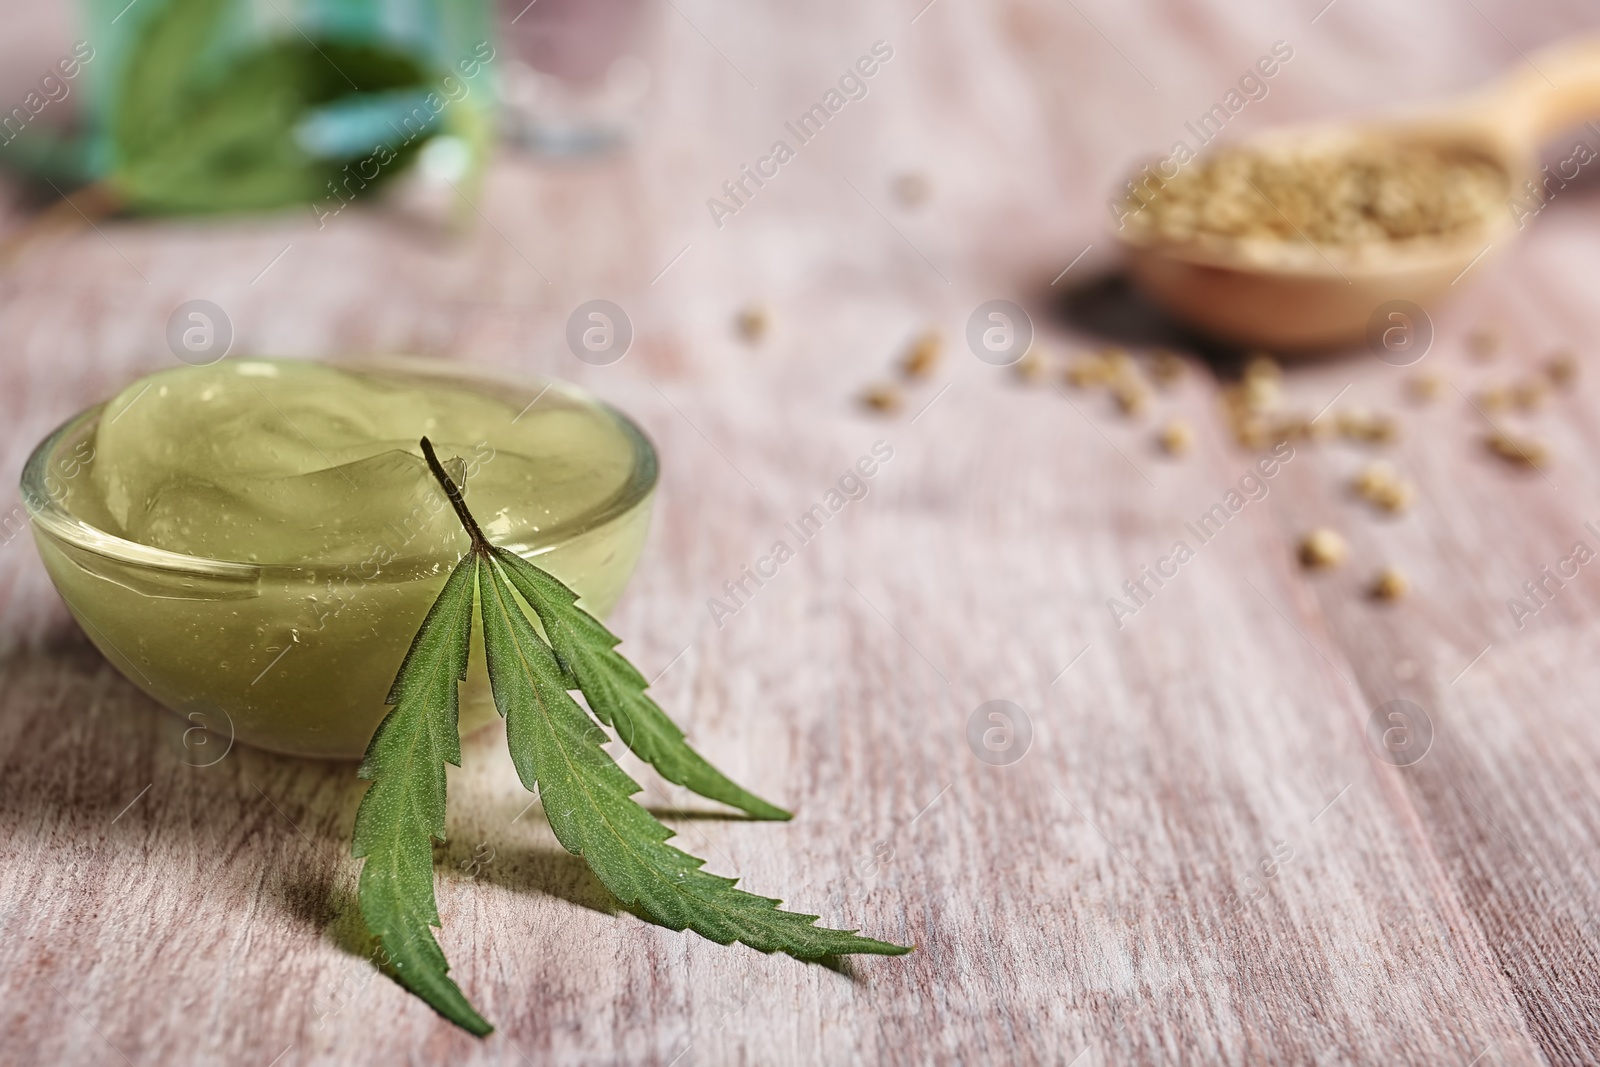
[25, 358, 657, 758]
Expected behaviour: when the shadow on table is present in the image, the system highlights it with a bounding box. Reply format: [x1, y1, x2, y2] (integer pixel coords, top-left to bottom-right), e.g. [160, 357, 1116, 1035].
[0, 632, 865, 980]
[295, 843, 622, 969]
[1041, 268, 1356, 374]
[452, 842, 619, 916]
[0, 635, 638, 949]
[641, 806, 768, 821]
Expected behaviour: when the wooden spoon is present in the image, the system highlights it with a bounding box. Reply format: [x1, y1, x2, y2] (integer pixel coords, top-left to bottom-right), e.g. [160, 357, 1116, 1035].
[1114, 35, 1600, 351]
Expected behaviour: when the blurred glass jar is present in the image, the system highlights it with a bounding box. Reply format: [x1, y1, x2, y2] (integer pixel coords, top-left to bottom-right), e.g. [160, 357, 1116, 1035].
[497, 0, 656, 156]
[76, 0, 498, 215]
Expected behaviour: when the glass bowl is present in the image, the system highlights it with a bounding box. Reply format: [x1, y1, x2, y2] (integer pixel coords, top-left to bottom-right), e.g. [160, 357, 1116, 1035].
[21, 358, 657, 760]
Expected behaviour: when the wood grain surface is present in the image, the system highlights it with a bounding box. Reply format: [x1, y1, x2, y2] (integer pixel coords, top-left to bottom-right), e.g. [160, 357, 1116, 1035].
[3, 1, 1600, 1064]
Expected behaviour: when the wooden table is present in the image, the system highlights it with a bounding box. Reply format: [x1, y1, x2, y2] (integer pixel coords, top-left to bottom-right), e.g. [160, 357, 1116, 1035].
[4, 1, 1600, 1063]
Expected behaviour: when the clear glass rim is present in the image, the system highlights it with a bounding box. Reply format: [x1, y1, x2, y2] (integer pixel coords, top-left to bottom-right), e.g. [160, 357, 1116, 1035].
[20, 356, 659, 582]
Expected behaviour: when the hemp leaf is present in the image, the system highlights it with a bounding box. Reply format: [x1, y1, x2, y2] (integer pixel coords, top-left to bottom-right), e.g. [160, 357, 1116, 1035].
[350, 550, 490, 1035]
[489, 546, 790, 821]
[351, 438, 909, 1035]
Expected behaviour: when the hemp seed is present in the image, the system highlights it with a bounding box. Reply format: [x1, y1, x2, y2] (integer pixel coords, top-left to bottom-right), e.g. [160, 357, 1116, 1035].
[1370, 480, 1414, 513]
[1474, 384, 1511, 412]
[859, 383, 902, 414]
[1352, 460, 1414, 512]
[900, 329, 942, 379]
[736, 304, 769, 343]
[1116, 143, 1505, 246]
[1354, 459, 1414, 505]
[1467, 327, 1500, 362]
[1149, 349, 1186, 388]
[1158, 417, 1194, 456]
[1485, 431, 1548, 469]
[1405, 371, 1444, 404]
[1065, 352, 1114, 388]
[1337, 408, 1398, 445]
[1232, 414, 1271, 451]
[1242, 375, 1283, 414]
[1104, 346, 1136, 374]
[1510, 377, 1549, 412]
[1243, 353, 1281, 382]
[1547, 349, 1578, 389]
[893, 172, 931, 208]
[1299, 528, 1348, 569]
[1112, 377, 1150, 417]
[1371, 567, 1409, 601]
[1013, 348, 1047, 383]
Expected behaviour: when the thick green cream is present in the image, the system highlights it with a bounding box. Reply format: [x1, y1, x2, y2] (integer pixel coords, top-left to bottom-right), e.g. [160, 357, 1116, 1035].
[33, 359, 655, 759]
[90, 359, 632, 563]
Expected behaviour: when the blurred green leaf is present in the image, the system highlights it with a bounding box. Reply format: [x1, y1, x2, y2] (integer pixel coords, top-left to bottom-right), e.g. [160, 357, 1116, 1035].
[111, 0, 433, 214]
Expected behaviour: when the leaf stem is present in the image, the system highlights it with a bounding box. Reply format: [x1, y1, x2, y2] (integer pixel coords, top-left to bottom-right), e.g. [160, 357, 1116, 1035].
[420, 436, 491, 554]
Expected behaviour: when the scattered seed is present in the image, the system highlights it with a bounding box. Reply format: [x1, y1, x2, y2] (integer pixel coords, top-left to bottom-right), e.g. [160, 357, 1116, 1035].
[1222, 380, 1278, 421]
[893, 172, 930, 208]
[1371, 480, 1414, 513]
[1243, 376, 1282, 414]
[1371, 567, 1409, 601]
[1405, 371, 1444, 404]
[1299, 528, 1348, 569]
[1272, 417, 1310, 442]
[1467, 327, 1500, 361]
[1510, 377, 1548, 412]
[1214, 359, 1335, 450]
[735, 304, 769, 343]
[1112, 378, 1150, 417]
[1485, 431, 1548, 469]
[900, 329, 942, 379]
[1271, 414, 1325, 444]
[1232, 414, 1272, 450]
[1473, 384, 1511, 412]
[1065, 353, 1113, 388]
[1105, 354, 1152, 417]
[1221, 356, 1285, 423]
[1149, 349, 1186, 388]
[859, 383, 901, 414]
[1273, 412, 1312, 438]
[1225, 408, 1319, 450]
[1353, 460, 1415, 513]
[1013, 348, 1047, 383]
[1297, 413, 1337, 442]
[1337, 408, 1398, 444]
[1243, 352, 1281, 382]
[1104, 346, 1135, 372]
[1158, 417, 1193, 456]
[1546, 349, 1578, 389]
[1353, 460, 1396, 495]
